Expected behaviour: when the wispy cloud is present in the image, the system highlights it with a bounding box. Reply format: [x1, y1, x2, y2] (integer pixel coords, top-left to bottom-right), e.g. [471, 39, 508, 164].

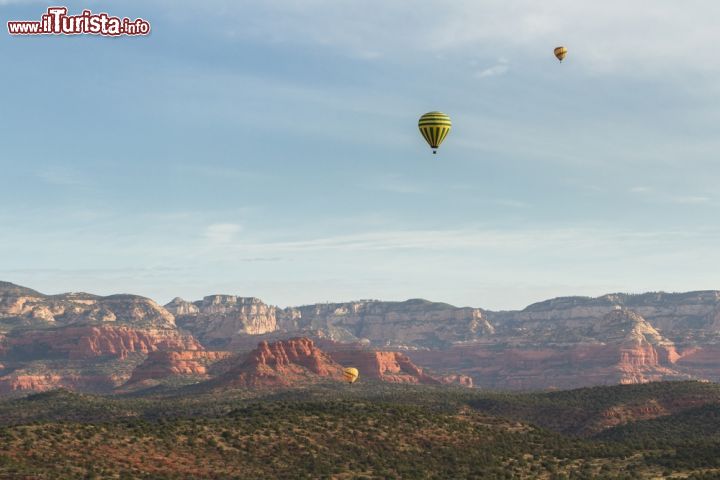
[218, 226, 716, 256]
[628, 186, 714, 206]
[671, 195, 711, 205]
[203, 223, 243, 244]
[475, 59, 509, 78]
[174, 164, 264, 181]
[189, 1, 720, 76]
[4, 218, 719, 309]
[355, 50, 382, 60]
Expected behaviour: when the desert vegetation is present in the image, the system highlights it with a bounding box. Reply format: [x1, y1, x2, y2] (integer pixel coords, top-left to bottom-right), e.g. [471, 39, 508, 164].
[0, 381, 717, 478]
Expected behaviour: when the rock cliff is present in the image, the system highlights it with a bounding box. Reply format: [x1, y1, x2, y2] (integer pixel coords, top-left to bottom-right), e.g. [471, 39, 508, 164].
[4, 281, 720, 393]
[167, 295, 277, 348]
[216, 337, 344, 387]
[674, 345, 720, 382]
[3, 325, 201, 360]
[279, 299, 493, 348]
[0, 372, 119, 395]
[128, 350, 232, 384]
[0, 283, 202, 394]
[329, 349, 472, 386]
[0, 283, 175, 328]
[489, 291, 720, 344]
[409, 309, 692, 389]
[171, 297, 495, 349]
[208, 337, 471, 389]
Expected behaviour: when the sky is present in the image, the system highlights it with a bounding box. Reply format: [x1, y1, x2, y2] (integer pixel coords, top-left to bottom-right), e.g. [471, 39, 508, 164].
[1, 0, 720, 310]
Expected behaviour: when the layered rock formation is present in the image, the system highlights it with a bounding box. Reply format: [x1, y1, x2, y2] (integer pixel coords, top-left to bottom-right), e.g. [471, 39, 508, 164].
[0, 372, 119, 395]
[279, 299, 494, 348]
[0, 282, 175, 328]
[674, 346, 720, 382]
[409, 309, 694, 389]
[128, 350, 231, 384]
[0, 283, 202, 394]
[167, 295, 277, 348]
[329, 349, 472, 387]
[3, 281, 720, 393]
[216, 337, 345, 387]
[3, 326, 201, 360]
[169, 296, 494, 349]
[207, 338, 471, 389]
[488, 291, 720, 344]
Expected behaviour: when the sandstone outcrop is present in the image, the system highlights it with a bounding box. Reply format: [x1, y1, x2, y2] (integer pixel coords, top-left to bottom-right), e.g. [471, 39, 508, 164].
[168, 295, 277, 348]
[0, 283, 175, 328]
[0, 371, 120, 395]
[217, 337, 344, 387]
[675, 345, 720, 382]
[329, 350, 472, 386]
[128, 350, 231, 383]
[4, 325, 202, 360]
[0, 374, 69, 394]
[4, 281, 720, 394]
[488, 291, 720, 344]
[165, 297, 199, 316]
[408, 309, 692, 390]
[279, 299, 493, 348]
[211, 338, 472, 389]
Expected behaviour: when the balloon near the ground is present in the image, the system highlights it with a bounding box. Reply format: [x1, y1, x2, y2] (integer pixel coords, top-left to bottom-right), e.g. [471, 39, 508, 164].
[343, 367, 359, 384]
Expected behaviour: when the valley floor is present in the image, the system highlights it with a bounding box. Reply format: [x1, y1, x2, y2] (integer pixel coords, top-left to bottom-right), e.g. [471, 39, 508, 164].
[0, 381, 719, 479]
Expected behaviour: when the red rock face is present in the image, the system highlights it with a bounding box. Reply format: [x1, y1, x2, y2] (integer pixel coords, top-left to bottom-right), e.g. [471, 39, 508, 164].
[0, 373, 118, 395]
[5, 281, 720, 393]
[147, 337, 475, 391]
[405, 309, 692, 390]
[330, 350, 436, 384]
[219, 337, 345, 387]
[5, 326, 202, 360]
[0, 374, 65, 393]
[329, 350, 472, 387]
[128, 350, 231, 383]
[409, 340, 688, 391]
[675, 346, 720, 381]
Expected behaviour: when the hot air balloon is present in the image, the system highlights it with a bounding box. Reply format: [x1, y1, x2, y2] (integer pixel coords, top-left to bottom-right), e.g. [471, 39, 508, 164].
[554, 46, 567, 63]
[418, 111, 452, 154]
[343, 367, 359, 384]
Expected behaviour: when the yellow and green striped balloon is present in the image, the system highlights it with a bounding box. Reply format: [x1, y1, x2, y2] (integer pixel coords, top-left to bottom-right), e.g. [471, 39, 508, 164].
[418, 111, 451, 154]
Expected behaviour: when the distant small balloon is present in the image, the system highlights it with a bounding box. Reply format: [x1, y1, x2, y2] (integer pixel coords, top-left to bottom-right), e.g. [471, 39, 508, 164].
[343, 367, 359, 384]
[554, 46, 568, 62]
[418, 112, 452, 154]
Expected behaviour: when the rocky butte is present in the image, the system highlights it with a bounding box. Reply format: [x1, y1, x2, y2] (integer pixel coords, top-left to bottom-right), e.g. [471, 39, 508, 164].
[205, 337, 468, 389]
[2, 281, 720, 393]
[214, 337, 345, 387]
[329, 348, 473, 387]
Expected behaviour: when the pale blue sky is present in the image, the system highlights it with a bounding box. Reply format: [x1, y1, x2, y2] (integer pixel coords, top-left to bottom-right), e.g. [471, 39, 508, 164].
[2, 1, 719, 309]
